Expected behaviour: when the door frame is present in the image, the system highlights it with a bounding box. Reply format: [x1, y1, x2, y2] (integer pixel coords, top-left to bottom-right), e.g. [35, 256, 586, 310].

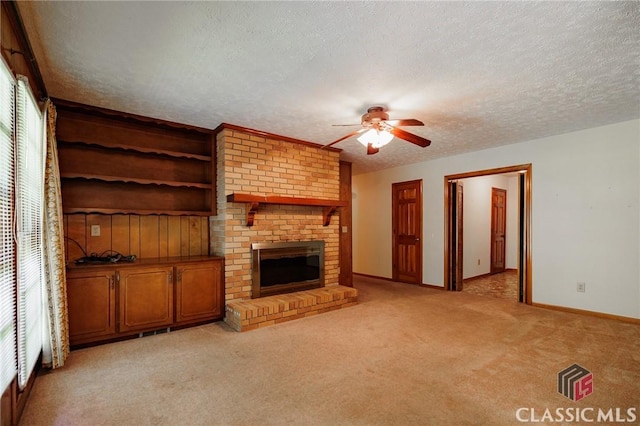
[447, 180, 464, 291]
[444, 164, 532, 304]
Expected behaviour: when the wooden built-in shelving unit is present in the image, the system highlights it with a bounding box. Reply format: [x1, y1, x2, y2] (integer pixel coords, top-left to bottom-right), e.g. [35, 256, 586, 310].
[56, 99, 216, 216]
[226, 193, 348, 226]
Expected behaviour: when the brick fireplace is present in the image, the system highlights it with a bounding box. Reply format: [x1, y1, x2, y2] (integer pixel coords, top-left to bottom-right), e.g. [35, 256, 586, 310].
[210, 124, 357, 330]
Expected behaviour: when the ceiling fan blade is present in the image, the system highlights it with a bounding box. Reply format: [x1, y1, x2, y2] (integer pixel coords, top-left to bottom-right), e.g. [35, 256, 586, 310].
[388, 125, 431, 147]
[332, 124, 361, 127]
[367, 144, 379, 155]
[385, 118, 424, 127]
[323, 128, 366, 148]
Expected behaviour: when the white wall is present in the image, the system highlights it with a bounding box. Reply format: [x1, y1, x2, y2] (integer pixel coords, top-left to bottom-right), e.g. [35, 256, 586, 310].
[352, 120, 640, 319]
[460, 174, 518, 279]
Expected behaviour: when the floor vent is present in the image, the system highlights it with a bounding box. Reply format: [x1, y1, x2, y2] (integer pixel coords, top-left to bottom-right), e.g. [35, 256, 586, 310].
[138, 328, 170, 338]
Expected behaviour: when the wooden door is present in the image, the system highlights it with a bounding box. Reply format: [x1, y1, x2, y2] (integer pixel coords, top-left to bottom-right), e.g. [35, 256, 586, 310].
[66, 269, 116, 344]
[175, 260, 223, 324]
[491, 187, 507, 274]
[392, 180, 422, 284]
[118, 266, 174, 332]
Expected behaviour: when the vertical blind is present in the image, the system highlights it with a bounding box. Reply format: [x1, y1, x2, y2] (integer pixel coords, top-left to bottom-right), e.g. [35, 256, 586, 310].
[0, 58, 16, 394]
[15, 77, 44, 389]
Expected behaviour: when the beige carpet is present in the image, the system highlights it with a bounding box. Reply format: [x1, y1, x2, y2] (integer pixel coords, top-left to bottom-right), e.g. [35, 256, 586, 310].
[20, 276, 640, 425]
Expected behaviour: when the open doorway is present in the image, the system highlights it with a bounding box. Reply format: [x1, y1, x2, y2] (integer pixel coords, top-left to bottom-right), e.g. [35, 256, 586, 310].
[444, 164, 532, 304]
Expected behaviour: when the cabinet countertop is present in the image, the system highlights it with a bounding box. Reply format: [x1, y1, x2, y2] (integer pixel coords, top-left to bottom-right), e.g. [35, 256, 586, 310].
[66, 255, 224, 271]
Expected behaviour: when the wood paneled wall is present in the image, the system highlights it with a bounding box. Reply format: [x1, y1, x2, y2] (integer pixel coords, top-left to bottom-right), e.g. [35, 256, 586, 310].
[63, 214, 210, 262]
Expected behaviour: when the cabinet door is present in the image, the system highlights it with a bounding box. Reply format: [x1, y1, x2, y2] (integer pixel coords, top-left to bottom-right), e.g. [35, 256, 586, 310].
[118, 266, 174, 332]
[175, 260, 223, 324]
[67, 270, 116, 344]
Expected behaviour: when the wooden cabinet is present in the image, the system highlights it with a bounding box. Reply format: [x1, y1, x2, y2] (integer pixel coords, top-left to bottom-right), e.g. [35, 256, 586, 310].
[175, 261, 223, 324]
[66, 269, 116, 342]
[55, 99, 216, 216]
[66, 257, 224, 346]
[118, 266, 174, 332]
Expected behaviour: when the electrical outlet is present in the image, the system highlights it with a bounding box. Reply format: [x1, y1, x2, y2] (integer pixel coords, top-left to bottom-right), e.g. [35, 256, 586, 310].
[90, 224, 101, 237]
[576, 282, 586, 293]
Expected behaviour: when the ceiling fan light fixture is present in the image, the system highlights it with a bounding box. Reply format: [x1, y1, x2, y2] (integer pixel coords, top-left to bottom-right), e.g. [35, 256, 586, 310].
[325, 106, 430, 153]
[357, 128, 394, 148]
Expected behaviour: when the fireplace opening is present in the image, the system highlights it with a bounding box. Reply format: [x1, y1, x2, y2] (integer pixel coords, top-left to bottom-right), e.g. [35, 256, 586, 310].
[251, 240, 324, 298]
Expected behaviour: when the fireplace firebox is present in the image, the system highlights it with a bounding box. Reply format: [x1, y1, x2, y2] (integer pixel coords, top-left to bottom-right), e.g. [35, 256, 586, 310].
[251, 241, 324, 298]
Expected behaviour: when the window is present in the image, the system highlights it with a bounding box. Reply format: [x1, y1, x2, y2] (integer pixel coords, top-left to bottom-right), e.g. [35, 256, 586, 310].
[0, 59, 45, 395]
[15, 77, 44, 389]
[0, 56, 16, 395]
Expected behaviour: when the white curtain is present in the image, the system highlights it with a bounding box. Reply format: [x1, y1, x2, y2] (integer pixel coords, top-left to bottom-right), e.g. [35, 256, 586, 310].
[41, 99, 69, 368]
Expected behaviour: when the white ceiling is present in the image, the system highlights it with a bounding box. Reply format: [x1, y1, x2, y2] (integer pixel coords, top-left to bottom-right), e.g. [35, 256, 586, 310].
[17, 1, 640, 175]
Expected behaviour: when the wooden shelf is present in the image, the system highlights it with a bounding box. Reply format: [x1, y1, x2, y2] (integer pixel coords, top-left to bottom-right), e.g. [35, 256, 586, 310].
[226, 193, 348, 226]
[61, 173, 211, 189]
[59, 140, 212, 161]
[62, 207, 212, 216]
[226, 193, 348, 207]
[62, 180, 212, 216]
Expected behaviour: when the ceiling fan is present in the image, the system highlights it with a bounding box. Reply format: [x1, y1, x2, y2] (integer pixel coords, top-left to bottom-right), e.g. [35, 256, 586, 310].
[324, 106, 431, 155]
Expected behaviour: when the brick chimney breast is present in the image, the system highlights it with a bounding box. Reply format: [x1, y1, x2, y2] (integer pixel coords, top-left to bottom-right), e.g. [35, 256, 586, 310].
[210, 127, 341, 306]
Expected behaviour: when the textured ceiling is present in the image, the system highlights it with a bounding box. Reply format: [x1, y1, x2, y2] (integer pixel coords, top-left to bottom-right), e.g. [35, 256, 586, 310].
[17, 1, 640, 175]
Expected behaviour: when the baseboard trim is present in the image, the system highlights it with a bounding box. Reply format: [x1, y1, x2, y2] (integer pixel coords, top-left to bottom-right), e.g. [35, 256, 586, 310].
[352, 273, 444, 289]
[353, 273, 638, 323]
[419, 283, 446, 290]
[532, 302, 640, 325]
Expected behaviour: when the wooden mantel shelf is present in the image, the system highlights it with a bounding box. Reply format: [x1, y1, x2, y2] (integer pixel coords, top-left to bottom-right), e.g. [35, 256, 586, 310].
[226, 193, 348, 226]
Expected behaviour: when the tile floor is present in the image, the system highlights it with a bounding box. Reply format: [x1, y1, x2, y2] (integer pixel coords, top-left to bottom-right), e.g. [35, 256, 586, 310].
[462, 270, 519, 300]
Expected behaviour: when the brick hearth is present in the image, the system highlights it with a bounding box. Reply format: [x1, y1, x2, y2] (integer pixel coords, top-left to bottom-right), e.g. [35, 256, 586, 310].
[225, 286, 358, 332]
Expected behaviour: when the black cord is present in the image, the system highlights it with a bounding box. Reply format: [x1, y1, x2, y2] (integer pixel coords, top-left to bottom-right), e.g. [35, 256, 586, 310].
[64, 236, 88, 258]
[98, 250, 124, 258]
[64, 238, 136, 264]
